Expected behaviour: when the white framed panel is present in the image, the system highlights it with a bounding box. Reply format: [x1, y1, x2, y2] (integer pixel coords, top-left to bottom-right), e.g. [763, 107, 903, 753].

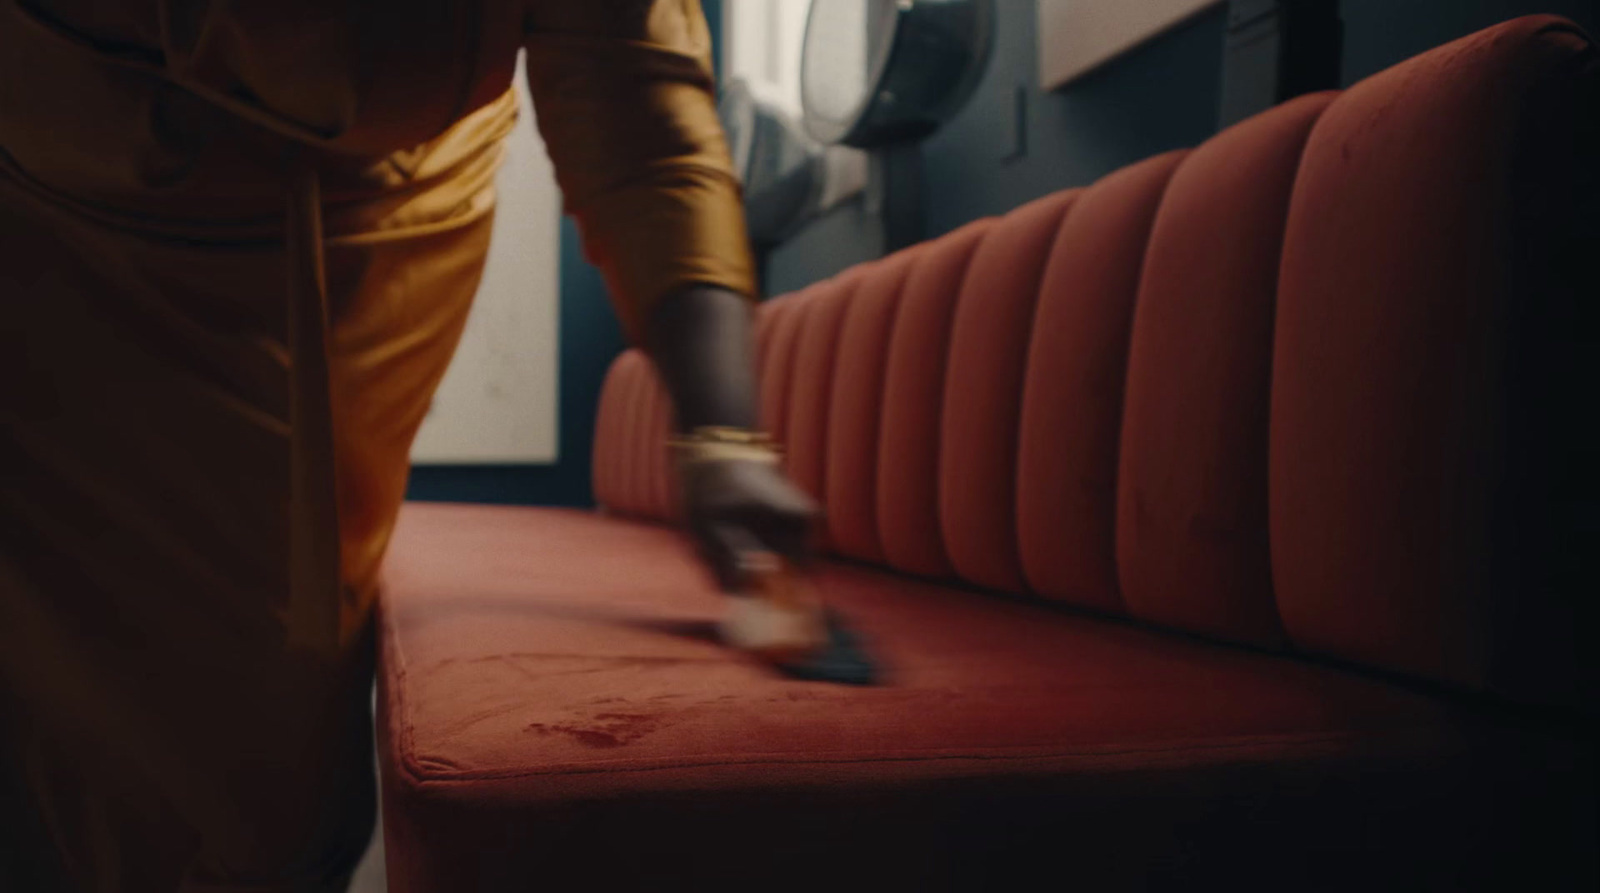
[411, 54, 561, 464]
[1039, 0, 1224, 90]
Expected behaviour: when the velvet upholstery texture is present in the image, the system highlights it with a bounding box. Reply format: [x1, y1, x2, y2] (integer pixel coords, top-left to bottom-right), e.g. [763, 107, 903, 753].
[591, 15, 1599, 699]
[1270, 15, 1600, 709]
[1017, 154, 1184, 614]
[379, 506, 1592, 891]
[389, 16, 1598, 891]
[1115, 93, 1337, 647]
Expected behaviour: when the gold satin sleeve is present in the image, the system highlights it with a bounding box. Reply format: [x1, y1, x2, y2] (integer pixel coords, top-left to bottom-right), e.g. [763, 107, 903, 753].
[523, 0, 758, 343]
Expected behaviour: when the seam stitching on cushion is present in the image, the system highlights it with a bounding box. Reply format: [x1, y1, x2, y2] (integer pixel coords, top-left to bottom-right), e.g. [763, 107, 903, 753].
[1255, 94, 1340, 644]
[1100, 153, 1188, 618]
[922, 227, 991, 576]
[997, 195, 1080, 591]
[850, 253, 916, 562]
[816, 279, 859, 530]
[395, 730, 1380, 787]
[878, 223, 994, 576]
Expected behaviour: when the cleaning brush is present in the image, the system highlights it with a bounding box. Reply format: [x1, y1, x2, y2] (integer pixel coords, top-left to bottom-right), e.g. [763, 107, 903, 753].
[719, 553, 879, 686]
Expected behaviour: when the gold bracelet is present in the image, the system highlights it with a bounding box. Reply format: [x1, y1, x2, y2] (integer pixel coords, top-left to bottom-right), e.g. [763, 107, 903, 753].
[668, 426, 783, 466]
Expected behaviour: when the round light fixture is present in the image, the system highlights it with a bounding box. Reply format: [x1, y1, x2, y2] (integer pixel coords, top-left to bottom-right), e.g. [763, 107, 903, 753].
[800, 0, 996, 148]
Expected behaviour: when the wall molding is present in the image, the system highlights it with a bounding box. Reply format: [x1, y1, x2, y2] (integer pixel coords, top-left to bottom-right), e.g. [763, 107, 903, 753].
[1039, 0, 1224, 89]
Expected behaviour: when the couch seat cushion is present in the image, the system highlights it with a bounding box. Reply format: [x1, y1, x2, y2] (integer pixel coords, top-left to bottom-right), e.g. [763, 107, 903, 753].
[377, 503, 1590, 892]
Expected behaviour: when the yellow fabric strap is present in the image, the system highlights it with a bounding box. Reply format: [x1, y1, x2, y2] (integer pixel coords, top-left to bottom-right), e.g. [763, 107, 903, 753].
[284, 169, 344, 656]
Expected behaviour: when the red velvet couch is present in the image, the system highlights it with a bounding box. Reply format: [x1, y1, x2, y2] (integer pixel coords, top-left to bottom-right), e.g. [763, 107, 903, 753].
[378, 17, 1598, 891]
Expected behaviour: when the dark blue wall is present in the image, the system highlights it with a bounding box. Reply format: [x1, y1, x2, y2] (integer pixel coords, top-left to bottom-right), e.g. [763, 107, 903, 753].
[412, 0, 1597, 507]
[922, 2, 1228, 238]
[768, 0, 1599, 294]
[768, 2, 1228, 293]
[1341, 0, 1597, 84]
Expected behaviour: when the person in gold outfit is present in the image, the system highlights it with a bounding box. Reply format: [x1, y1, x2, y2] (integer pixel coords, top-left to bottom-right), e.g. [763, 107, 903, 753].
[0, 2, 816, 889]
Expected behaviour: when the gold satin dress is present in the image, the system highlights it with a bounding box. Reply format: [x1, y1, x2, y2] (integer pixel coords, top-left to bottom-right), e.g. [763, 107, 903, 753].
[0, 1, 755, 889]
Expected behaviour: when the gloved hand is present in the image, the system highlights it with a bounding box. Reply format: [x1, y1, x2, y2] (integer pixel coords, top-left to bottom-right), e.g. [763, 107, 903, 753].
[647, 285, 830, 659]
[646, 284, 812, 586]
[682, 451, 828, 662]
[679, 451, 818, 593]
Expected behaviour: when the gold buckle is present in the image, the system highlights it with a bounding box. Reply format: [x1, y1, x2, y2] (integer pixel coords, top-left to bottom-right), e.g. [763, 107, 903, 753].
[668, 427, 782, 465]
